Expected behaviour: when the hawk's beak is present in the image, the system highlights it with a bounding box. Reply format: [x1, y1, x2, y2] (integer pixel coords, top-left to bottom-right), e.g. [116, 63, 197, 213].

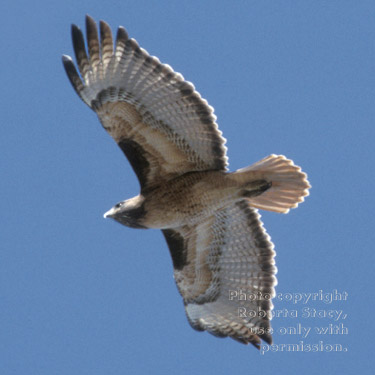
[103, 207, 116, 219]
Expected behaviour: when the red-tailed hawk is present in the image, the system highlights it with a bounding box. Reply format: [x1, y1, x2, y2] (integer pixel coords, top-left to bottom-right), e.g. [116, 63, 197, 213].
[62, 16, 310, 348]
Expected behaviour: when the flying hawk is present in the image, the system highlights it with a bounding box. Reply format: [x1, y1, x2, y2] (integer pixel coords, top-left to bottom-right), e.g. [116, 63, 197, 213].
[62, 16, 310, 348]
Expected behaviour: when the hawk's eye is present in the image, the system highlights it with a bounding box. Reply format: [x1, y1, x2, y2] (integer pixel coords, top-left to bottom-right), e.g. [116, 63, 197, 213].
[115, 202, 123, 208]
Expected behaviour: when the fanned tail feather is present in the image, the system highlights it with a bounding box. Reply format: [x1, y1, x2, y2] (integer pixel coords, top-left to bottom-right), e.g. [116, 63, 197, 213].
[233, 154, 311, 213]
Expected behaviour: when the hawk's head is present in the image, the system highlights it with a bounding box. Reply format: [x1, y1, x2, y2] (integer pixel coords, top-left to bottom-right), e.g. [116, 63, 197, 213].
[104, 195, 146, 229]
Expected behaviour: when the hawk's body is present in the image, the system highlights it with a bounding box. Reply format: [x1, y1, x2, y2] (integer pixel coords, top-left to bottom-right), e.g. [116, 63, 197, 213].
[63, 16, 310, 348]
[106, 168, 270, 229]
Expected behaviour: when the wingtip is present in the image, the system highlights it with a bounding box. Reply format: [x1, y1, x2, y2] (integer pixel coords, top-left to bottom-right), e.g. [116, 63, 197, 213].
[85, 14, 97, 34]
[99, 19, 111, 29]
[71, 23, 82, 38]
[61, 54, 72, 63]
[85, 14, 95, 25]
[61, 53, 86, 104]
[116, 26, 129, 42]
[61, 54, 75, 73]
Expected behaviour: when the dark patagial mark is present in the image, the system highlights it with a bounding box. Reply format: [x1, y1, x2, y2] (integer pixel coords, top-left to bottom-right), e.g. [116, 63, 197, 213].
[162, 229, 187, 270]
[118, 138, 150, 189]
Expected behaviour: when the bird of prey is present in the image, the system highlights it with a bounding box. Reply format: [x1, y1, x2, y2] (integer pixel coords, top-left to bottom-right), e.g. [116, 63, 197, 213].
[62, 16, 310, 348]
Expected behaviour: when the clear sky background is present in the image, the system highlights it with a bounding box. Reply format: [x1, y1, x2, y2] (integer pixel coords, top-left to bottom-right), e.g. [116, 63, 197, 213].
[1, 1, 374, 374]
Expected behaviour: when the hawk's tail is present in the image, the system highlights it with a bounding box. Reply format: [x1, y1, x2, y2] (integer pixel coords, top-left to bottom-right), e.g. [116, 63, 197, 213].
[232, 154, 311, 213]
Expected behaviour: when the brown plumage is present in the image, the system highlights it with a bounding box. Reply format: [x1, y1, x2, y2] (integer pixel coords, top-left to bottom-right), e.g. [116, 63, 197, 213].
[62, 16, 310, 348]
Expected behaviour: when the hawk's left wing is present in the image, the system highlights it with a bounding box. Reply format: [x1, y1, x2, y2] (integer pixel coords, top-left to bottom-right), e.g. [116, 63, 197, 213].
[62, 16, 228, 193]
[162, 199, 277, 348]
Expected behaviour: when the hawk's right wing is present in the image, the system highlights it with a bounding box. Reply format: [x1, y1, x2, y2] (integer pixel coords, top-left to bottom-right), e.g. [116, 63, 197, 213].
[162, 199, 277, 348]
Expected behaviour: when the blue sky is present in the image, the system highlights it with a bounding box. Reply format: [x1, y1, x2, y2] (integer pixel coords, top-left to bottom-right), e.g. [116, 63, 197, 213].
[1, 0, 373, 374]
